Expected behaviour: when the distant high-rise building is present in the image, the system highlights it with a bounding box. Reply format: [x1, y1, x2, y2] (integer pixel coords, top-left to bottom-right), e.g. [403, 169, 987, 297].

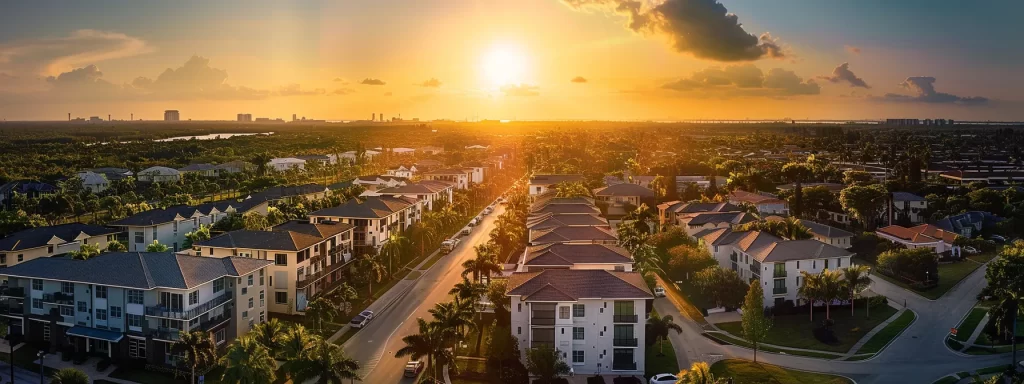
[89, 116, 102, 122]
[372, 113, 376, 121]
[885, 118, 920, 126]
[164, 110, 180, 121]
[292, 114, 297, 122]
[380, 113, 383, 122]
[237, 113, 252, 122]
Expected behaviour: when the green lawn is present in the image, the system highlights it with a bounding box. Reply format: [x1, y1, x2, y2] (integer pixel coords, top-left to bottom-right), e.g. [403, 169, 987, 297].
[873, 260, 985, 300]
[856, 310, 917, 354]
[843, 354, 873, 361]
[703, 332, 843, 359]
[709, 359, 852, 384]
[645, 339, 679, 377]
[967, 251, 998, 264]
[952, 308, 986, 342]
[716, 304, 898, 353]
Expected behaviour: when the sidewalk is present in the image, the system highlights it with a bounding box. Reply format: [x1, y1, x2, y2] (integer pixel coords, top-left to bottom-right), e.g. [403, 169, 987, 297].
[842, 307, 907, 357]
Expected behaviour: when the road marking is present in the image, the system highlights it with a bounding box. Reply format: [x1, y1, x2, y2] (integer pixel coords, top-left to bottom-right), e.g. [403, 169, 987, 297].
[360, 319, 407, 375]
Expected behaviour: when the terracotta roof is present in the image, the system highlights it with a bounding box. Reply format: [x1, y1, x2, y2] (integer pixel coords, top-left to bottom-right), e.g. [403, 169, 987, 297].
[877, 224, 958, 244]
[728, 190, 785, 205]
[506, 269, 652, 301]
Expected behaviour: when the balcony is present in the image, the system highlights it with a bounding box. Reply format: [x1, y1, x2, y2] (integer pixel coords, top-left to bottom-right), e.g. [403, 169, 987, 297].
[146, 293, 232, 320]
[198, 312, 231, 331]
[531, 309, 556, 325]
[773, 287, 788, 295]
[42, 292, 75, 306]
[0, 302, 24, 316]
[613, 314, 638, 323]
[0, 287, 25, 298]
[613, 338, 638, 347]
[296, 259, 352, 290]
[749, 263, 760, 273]
[612, 361, 637, 371]
[530, 341, 554, 349]
[773, 269, 788, 278]
[148, 327, 182, 342]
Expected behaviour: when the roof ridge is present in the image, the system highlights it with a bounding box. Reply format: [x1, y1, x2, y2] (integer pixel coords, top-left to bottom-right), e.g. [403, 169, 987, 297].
[138, 252, 156, 288]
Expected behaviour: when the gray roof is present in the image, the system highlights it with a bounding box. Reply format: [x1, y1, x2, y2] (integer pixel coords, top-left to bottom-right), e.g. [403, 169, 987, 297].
[0, 252, 271, 290]
[529, 226, 617, 244]
[892, 191, 926, 202]
[593, 183, 656, 198]
[197, 230, 321, 252]
[507, 269, 652, 301]
[526, 213, 608, 230]
[531, 204, 601, 215]
[524, 243, 632, 266]
[673, 202, 741, 214]
[798, 219, 854, 238]
[109, 205, 202, 226]
[697, 228, 852, 263]
[0, 223, 120, 252]
[686, 212, 755, 225]
[310, 196, 417, 219]
[178, 163, 217, 172]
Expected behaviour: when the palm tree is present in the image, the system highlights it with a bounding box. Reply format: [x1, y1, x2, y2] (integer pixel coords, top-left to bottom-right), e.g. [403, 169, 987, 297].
[430, 299, 476, 344]
[379, 231, 409, 276]
[461, 244, 502, 284]
[50, 368, 90, 384]
[172, 330, 217, 384]
[220, 336, 277, 384]
[676, 362, 724, 384]
[358, 252, 388, 297]
[818, 269, 846, 320]
[282, 324, 318, 361]
[842, 265, 872, 316]
[798, 270, 821, 321]
[396, 318, 453, 380]
[249, 318, 286, 359]
[285, 337, 361, 384]
[306, 293, 343, 336]
[646, 313, 683, 355]
[449, 278, 486, 301]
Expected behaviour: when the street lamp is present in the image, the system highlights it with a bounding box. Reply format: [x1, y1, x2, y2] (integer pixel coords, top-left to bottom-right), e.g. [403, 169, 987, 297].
[36, 350, 45, 384]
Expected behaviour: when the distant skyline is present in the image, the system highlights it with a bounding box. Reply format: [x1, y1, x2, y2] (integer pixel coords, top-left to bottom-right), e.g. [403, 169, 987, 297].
[1, 0, 1022, 121]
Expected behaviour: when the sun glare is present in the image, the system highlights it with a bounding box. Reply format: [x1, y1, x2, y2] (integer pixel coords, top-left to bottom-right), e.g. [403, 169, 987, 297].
[481, 43, 529, 88]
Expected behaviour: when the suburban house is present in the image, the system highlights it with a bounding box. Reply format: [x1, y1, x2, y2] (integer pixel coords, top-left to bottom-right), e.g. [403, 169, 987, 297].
[0, 223, 120, 268]
[674, 176, 726, 193]
[0, 252, 271, 367]
[798, 219, 854, 249]
[194, 220, 355, 315]
[515, 243, 633, 272]
[876, 224, 960, 255]
[385, 164, 418, 179]
[77, 171, 110, 193]
[506, 269, 652, 376]
[422, 168, 471, 190]
[109, 199, 268, 252]
[177, 164, 219, 178]
[462, 162, 486, 184]
[136, 167, 181, 183]
[695, 228, 854, 307]
[0, 181, 57, 209]
[680, 212, 756, 236]
[362, 180, 454, 211]
[592, 183, 656, 208]
[308, 196, 422, 249]
[887, 192, 928, 224]
[728, 190, 788, 215]
[656, 202, 742, 227]
[935, 211, 1003, 238]
[417, 146, 445, 155]
[247, 184, 330, 203]
[85, 168, 133, 182]
[528, 175, 585, 196]
[294, 155, 331, 165]
[213, 161, 254, 174]
[603, 175, 656, 188]
[268, 158, 306, 172]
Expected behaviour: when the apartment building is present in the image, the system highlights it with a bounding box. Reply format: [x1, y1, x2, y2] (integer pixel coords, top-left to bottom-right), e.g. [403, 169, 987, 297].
[362, 180, 455, 211]
[528, 175, 585, 196]
[110, 199, 268, 252]
[308, 196, 422, 250]
[0, 252, 271, 367]
[507, 269, 652, 376]
[194, 220, 354, 315]
[515, 243, 633, 272]
[0, 223, 120, 268]
[727, 190, 788, 215]
[462, 162, 485, 184]
[422, 168, 471, 190]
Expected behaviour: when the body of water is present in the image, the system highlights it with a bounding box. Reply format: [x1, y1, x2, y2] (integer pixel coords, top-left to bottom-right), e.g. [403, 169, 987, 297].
[154, 132, 273, 142]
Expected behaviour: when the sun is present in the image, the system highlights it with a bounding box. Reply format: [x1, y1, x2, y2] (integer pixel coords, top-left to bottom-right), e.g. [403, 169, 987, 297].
[480, 43, 529, 88]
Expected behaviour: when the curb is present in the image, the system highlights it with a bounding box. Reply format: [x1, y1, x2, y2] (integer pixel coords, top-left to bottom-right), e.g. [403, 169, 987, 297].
[702, 331, 847, 361]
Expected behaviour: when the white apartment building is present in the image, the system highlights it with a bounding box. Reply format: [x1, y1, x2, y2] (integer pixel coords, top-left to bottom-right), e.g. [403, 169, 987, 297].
[362, 180, 454, 211]
[0, 223, 120, 268]
[528, 175, 585, 197]
[308, 196, 422, 249]
[109, 199, 269, 252]
[462, 162, 486, 184]
[422, 168, 471, 190]
[268, 158, 306, 172]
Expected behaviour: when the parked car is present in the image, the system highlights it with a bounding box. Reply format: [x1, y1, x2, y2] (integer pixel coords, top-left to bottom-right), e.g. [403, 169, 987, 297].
[483, 207, 493, 215]
[654, 286, 666, 297]
[404, 360, 424, 377]
[963, 246, 980, 254]
[349, 310, 374, 328]
[468, 218, 478, 227]
[990, 235, 1007, 243]
[649, 373, 678, 384]
[460, 227, 471, 236]
[441, 239, 456, 254]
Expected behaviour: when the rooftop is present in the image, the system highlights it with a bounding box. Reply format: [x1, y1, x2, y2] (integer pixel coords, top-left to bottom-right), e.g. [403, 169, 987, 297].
[523, 243, 632, 266]
[0, 223, 120, 252]
[592, 183, 657, 198]
[507, 269, 652, 301]
[310, 196, 418, 219]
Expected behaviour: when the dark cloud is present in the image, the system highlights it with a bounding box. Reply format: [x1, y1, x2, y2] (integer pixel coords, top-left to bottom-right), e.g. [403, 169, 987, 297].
[500, 84, 540, 97]
[361, 78, 386, 85]
[661, 64, 818, 96]
[0, 29, 150, 80]
[845, 45, 861, 55]
[818, 62, 870, 88]
[571, 76, 588, 83]
[881, 77, 988, 105]
[333, 88, 355, 95]
[419, 78, 442, 87]
[563, 0, 784, 61]
[276, 84, 325, 96]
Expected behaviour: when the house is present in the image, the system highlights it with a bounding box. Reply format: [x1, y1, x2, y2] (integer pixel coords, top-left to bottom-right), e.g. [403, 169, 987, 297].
[194, 220, 355, 315]
[268, 158, 306, 172]
[418, 146, 445, 155]
[294, 155, 331, 164]
[680, 212, 755, 236]
[695, 228, 854, 307]
[77, 171, 110, 193]
[798, 219, 854, 249]
[86, 168, 133, 182]
[515, 243, 633, 272]
[462, 162, 485, 184]
[876, 224, 960, 255]
[604, 175, 657, 188]
[674, 176, 726, 193]
[0, 252, 271, 367]
[592, 184, 656, 208]
[465, 145, 489, 150]
[177, 164, 219, 178]
[506, 269, 652, 376]
[0, 223, 120, 268]
[414, 159, 444, 171]
[136, 167, 181, 183]
[339, 150, 380, 163]
[308, 196, 422, 249]
[656, 201, 741, 227]
[422, 168, 471, 190]
[0, 181, 57, 209]
[109, 199, 268, 252]
[528, 226, 617, 246]
[248, 184, 329, 203]
[213, 161, 254, 174]
[350, 175, 409, 191]
[526, 213, 608, 232]
[935, 211, 1003, 238]
[528, 175, 585, 196]
[362, 180, 454, 211]
[385, 164, 418, 179]
[888, 192, 927, 224]
[728, 190, 788, 215]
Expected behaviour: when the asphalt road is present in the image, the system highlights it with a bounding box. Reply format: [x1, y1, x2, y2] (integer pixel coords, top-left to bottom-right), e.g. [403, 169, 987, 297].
[343, 203, 506, 383]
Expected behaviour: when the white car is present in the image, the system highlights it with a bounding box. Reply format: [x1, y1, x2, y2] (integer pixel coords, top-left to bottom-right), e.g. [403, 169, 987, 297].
[349, 310, 374, 329]
[649, 373, 678, 384]
[963, 246, 980, 254]
[654, 286, 666, 297]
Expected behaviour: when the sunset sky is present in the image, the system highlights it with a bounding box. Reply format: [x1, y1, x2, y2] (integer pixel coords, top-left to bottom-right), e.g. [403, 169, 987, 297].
[1, 0, 1022, 121]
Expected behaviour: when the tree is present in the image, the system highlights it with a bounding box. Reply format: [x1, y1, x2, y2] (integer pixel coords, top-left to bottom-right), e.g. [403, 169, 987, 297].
[737, 217, 812, 240]
[220, 336, 277, 384]
[694, 266, 747, 309]
[396, 318, 453, 380]
[357, 252, 387, 297]
[840, 184, 888, 230]
[461, 244, 502, 284]
[249, 318, 286, 359]
[173, 330, 217, 384]
[983, 241, 1024, 343]
[449, 278, 486, 301]
[645, 312, 682, 355]
[68, 243, 101, 260]
[282, 325, 318, 361]
[105, 239, 127, 252]
[741, 280, 772, 362]
[877, 247, 938, 285]
[183, 224, 211, 249]
[284, 337, 361, 384]
[146, 240, 169, 252]
[842, 265, 871, 316]
[50, 368, 90, 384]
[379, 231, 409, 276]
[242, 211, 270, 231]
[781, 162, 813, 217]
[429, 299, 476, 348]
[306, 293, 342, 336]
[553, 181, 592, 198]
[798, 270, 822, 321]
[676, 362, 725, 384]
[843, 170, 874, 185]
[817, 269, 846, 320]
[525, 346, 570, 382]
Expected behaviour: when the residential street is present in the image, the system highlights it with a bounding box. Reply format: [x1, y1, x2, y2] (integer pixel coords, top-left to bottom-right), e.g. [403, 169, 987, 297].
[343, 203, 506, 383]
[654, 260, 1017, 384]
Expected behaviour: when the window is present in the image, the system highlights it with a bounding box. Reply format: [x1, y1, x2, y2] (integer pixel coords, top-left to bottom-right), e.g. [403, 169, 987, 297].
[773, 279, 786, 291]
[43, 326, 50, 341]
[275, 292, 288, 304]
[517, 326, 521, 335]
[248, 297, 254, 309]
[248, 274, 254, 287]
[32, 299, 42, 309]
[189, 291, 199, 305]
[559, 306, 570, 319]
[77, 301, 87, 312]
[127, 290, 144, 304]
[60, 306, 73, 316]
[208, 248, 214, 256]
[573, 327, 585, 340]
[572, 350, 585, 364]
[242, 310, 248, 319]
[259, 311, 265, 323]
[573, 304, 585, 317]
[189, 317, 199, 327]
[275, 254, 288, 266]
[47, 245, 54, 254]
[215, 329, 226, 345]
[127, 314, 143, 328]
[129, 339, 146, 358]
[812, 260, 816, 269]
[95, 286, 107, 299]
[61, 282, 74, 294]
[96, 309, 107, 320]
[824, 259, 829, 270]
[836, 258, 842, 268]
[213, 279, 224, 293]
[135, 232, 144, 244]
[796, 261, 800, 269]
[517, 303, 521, 312]
[260, 290, 265, 307]
[110, 306, 122, 318]
[32, 279, 42, 291]
[17, 254, 23, 262]
[151, 227, 157, 241]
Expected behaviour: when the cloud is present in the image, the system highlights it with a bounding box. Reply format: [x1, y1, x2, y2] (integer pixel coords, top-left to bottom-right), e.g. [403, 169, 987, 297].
[562, 0, 784, 61]
[501, 84, 540, 97]
[571, 76, 588, 83]
[333, 77, 349, 84]
[361, 78, 386, 85]
[333, 88, 355, 95]
[845, 45, 861, 55]
[661, 63, 819, 96]
[419, 78, 442, 87]
[44, 64, 123, 96]
[881, 77, 988, 105]
[0, 29, 151, 77]
[818, 62, 870, 88]
[276, 84, 325, 96]
[128, 56, 268, 99]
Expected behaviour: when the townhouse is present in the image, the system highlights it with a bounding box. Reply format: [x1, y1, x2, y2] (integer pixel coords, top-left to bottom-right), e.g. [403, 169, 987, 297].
[351, 175, 409, 191]
[385, 164, 418, 179]
[308, 196, 422, 250]
[422, 168, 471, 190]
[110, 199, 268, 252]
[876, 224, 960, 255]
[656, 202, 742, 228]
[797, 219, 854, 249]
[528, 226, 618, 246]
[0, 223, 120, 268]
[0, 252, 271, 367]
[727, 190, 788, 215]
[194, 220, 355, 315]
[515, 243, 633, 272]
[362, 180, 454, 211]
[528, 175, 585, 196]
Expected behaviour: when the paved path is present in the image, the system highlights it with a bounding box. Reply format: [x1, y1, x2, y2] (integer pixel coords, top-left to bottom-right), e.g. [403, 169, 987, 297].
[657, 261, 1019, 383]
[0, 360, 46, 384]
[842, 308, 908, 357]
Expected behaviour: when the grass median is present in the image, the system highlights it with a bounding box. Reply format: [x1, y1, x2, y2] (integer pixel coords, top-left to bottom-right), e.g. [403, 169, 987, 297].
[953, 308, 986, 342]
[703, 332, 844, 360]
[856, 310, 917, 354]
[716, 304, 897, 354]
